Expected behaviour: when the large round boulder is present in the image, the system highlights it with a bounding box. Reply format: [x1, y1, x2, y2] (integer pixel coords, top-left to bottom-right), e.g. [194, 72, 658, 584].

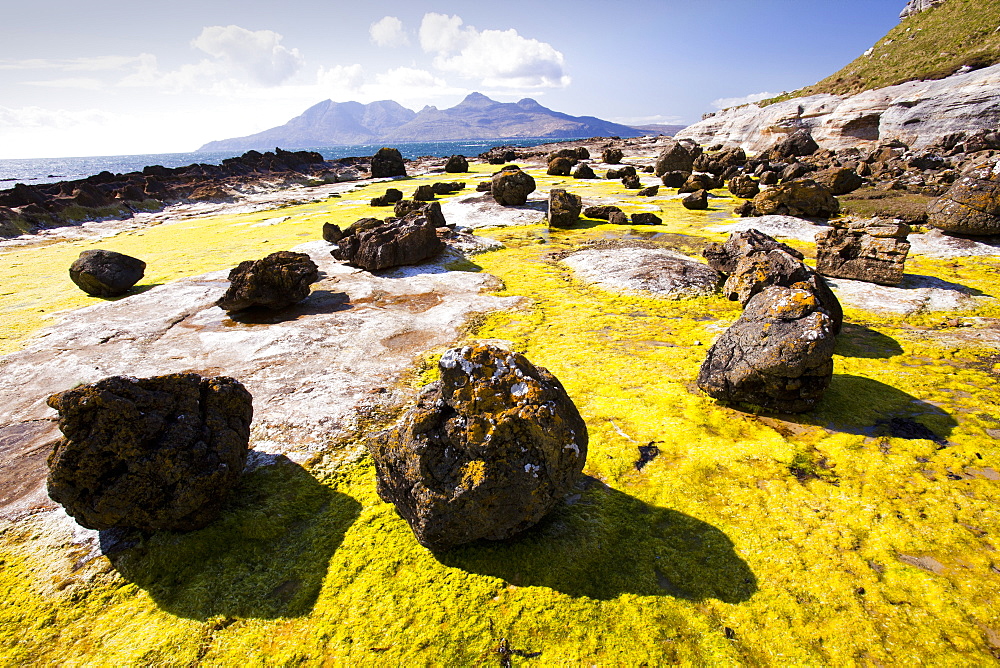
[444, 155, 469, 173]
[368, 343, 588, 551]
[654, 140, 701, 176]
[69, 249, 146, 297]
[216, 251, 320, 313]
[491, 167, 536, 206]
[46, 373, 253, 531]
[697, 286, 836, 413]
[371, 147, 407, 178]
[547, 157, 573, 176]
[926, 161, 1000, 236]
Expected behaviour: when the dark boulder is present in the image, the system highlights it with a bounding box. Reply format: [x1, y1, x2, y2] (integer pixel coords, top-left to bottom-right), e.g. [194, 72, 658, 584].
[815, 220, 911, 286]
[781, 161, 814, 182]
[631, 212, 662, 225]
[371, 147, 407, 178]
[637, 185, 660, 197]
[572, 163, 597, 179]
[607, 166, 638, 180]
[814, 168, 864, 195]
[622, 175, 642, 189]
[575, 147, 590, 160]
[480, 146, 518, 165]
[661, 171, 689, 188]
[760, 171, 779, 186]
[682, 189, 709, 210]
[413, 185, 436, 202]
[445, 155, 469, 173]
[703, 229, 803, 275]
[432, 182, 464, 195]
[332, 216, 444, 271]
[752, 179, 840, 218]
[547, 157, 574, 176]
[772, 129, 819, 158]
[678, 173, 720, 193]
[216, 251, 319, 313]
[654, 140, 701, 176]
[728, 175, 760, 199]
[608, 210, 629, 225]
[602, 147, 623, 164]
[476, 181, 492, 192]
[548, 189, 583, 228]
[322, 223, 343, 243]
[926, 162, 1000, 235]
[696, 285, 836, 413]
[547, 148, 580, 164]
[734, 200, 757, 217]
[583, 205, 624, 220]
[390, 200, 447, 228]
[491, 167, 537, 206]
[46, 373, 253, 531]
[384, 188, 403, 202]
[68, 249, 146, 297]
[367, 343, 588, 551]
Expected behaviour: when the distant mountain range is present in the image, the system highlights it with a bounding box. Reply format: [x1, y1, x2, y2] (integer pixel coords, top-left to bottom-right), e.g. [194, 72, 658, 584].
[198, 93, 673, 152]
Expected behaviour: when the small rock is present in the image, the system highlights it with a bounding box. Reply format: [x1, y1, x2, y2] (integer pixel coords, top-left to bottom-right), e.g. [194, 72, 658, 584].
[631, 212, 662, 225]
[602, 147, 623, 164]
[371, 147, 406, 178]
[728, 175, 761, 199]
[622, 175, 642, 189]
[661, 171, 690, 188]
[607, 166, 638, 180]
[752, 179, 840, 218]
[682, 189, 709, 210]
[583, 205, 624, 220]
[413, 185, 436, 202]
[68, 249, 146, 297]
[572, 163, 597, 179]
[637, 185, 660, 197]
[547, 157, 574, 176]
[322, 222, 343, 243]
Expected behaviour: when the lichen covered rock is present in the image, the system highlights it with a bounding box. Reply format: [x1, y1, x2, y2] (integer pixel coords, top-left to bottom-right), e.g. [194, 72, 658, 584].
[752, 179, 840, 218]
[46, 373, 253, 531]
[332, 215, 444, 272]
[548, 189, 582, 228]
[697, 286, 836, 412]
[491, 167, 536, 206]
[926, 161, 1000, 236]
[816, 220, 911, 286]
[368, 343, 588, 551]
[68, 249, 146, 297]
[216, 251, 319, 313]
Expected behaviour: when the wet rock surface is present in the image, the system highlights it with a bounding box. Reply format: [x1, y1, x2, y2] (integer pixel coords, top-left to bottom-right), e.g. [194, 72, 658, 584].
[332, 215, 445, 272]
[68, 249, 146, 297]
[368, 343, 588, 551]
[46, 373, 252, 531]
[697, 286, 837, 413]
[816, 219, 911, 286]
[216, 251, 320, 313]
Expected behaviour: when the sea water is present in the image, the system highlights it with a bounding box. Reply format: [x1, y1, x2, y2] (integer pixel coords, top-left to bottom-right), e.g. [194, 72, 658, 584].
[0, 138, 585, 187]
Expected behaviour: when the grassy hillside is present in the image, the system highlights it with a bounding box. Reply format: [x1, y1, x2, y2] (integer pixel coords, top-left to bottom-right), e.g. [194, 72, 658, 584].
[765, 0, 1000, 104]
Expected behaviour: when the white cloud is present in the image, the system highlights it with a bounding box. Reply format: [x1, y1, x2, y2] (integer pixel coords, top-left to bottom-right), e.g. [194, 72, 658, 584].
[192, 25, 304, 86]
[711, 91, 777, 110]
[316, 64, 366, 91]
[418, 13, 569, 89]
[0, 55, 148, 71]
[21, 77, 106, 90]
[369, 16, 409, 47]
[375, 67, 446, 88]
[611, 114, 686, 126]
[0, 105, 120, 130]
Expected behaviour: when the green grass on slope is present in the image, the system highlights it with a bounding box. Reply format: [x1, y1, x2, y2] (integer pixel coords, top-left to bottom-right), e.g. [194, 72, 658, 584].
[762, 0, 1000, 104]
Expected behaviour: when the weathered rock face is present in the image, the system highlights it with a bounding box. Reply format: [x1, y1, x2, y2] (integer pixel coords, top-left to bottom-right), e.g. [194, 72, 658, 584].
[371, 147, 407, 178]
[46, 373, 253, 531]
[752, 179, 840, 218]
[444, 155, 469, 173]
[562, 247, 722, 299]
[216, 251, 320, 313]
[772, 130, 819, 158]
[814, 167, 865, 195]
[602, 147, 623, 164]
[368, 343, 588, 551]
[655, 140, 701, 176]
[491, 167, 537, 206]
[548, 189, 582, 228]
[572, 163, 597, 179]
[729, 175, 761, 199]
[816, 220, 912, 285]
[900, 0, 947, 19]
[332, 216, 445, 272]
[683, 189, 709, 210]
[697, 286, 837, 413]
[547, 157, 574, 176]
[676, 63, 1000, 153]
[927, 161, 1000, 235]
[68, 250, 146, 297]
[703, 229, 803, 275]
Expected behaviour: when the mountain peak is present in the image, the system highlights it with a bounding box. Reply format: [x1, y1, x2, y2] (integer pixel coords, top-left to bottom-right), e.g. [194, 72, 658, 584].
[459, 92, 497, 107]
[516, 98, 544, 110]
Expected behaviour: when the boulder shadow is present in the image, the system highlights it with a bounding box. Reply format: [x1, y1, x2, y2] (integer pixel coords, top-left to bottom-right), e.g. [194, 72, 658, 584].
[104, 455, 360, 620]
[835, 323, 904, 359]
[900, 274, 987, 297]
[100, 283, 165, 301]
[226, 290, 351, 324]
[436, 478, 757, 603]
[797, 374, 956, 442]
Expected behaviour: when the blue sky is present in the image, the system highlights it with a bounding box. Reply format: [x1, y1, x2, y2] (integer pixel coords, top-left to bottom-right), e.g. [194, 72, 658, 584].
[0, 0, 904, 158]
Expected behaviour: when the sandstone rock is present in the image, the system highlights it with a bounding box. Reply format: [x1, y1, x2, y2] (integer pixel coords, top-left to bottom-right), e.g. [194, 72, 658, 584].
[444, 155, 469, 173]
[631, 212, 662, 226]
[322, 223, 343, 243]
[46, 373, 252, 531]
[367, 343, 588, 551]
[547, 157, 574, 176]
[661, 171, 689, 188]
[333, 216, 445, 272]
[413, 185, 436, 202]
[491, 167, 536, 206]
[927, 162, 1000, 235]
[637, 185, 660, 197]
[622, 175, 642, 189]
[217, 251, 320, 313]
[815, 167, 865, 195]
[752, 179, 840, 218]
[816, 220, 911, 286]
[602, 147, 623, 164]
[68, 250, 146, 298]
[371, 147, 407, 178]
[683, 189, 709, 210]
[655, 139, 701, 176]
[548, 189, 583, 228]
[562, 247, 721, 299]
[703, 229, 803, 275]
[583, 205, 624, 220]
[572, 163, 597, 179]
[773, 130, 820, 158]
[729, 175, 760, 199]
[697, 286, 836, 413]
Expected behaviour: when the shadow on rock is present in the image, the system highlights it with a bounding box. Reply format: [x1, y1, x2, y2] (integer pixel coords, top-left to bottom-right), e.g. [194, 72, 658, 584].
[900, 274, 987, 297]
[101, 283, 164, 301]
[802, 374, 956, 442]
[104, 455, 360, 620]
[226, 290, 350, 324]
[835, 323, 904, 359]
[436, 478, 757, 603]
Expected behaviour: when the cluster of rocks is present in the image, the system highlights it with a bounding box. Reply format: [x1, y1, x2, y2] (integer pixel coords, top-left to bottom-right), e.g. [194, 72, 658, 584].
[582, 205, 661, 226]
[697, 229, 842, 412]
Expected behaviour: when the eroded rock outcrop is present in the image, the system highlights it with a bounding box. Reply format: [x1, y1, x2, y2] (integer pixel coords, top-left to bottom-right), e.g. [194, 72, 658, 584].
[816, 220, 911, 285]
[368, 343, 588, 551]
[926, 161, 1000, 235]
[46, 373, 253, 531]
[332, 215, 445, 271]
[697, 286, 837, 413]
[752, 179, 840, 218]
[216, 251, 320, 313]
[69, 250, 146, 297]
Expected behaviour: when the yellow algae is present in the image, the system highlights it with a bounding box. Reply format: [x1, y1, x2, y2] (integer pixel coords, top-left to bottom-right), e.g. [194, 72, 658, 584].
[0, 166, 999, 664]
